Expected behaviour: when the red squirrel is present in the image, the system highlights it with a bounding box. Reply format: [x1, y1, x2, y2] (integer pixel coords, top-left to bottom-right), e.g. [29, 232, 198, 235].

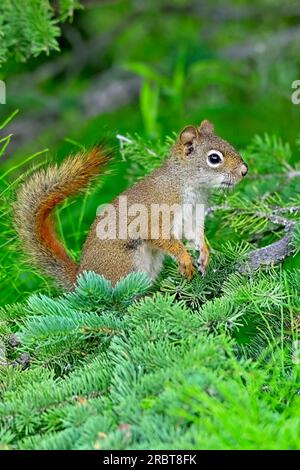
[15, 120, 248, 289]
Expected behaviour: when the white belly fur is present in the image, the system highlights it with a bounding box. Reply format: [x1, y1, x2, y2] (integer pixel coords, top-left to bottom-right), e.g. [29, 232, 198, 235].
[134, 243, 165, 280]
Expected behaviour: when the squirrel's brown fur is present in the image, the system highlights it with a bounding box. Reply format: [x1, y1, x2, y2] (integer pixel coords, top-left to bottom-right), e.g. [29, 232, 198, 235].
[15, 120, 248, 289]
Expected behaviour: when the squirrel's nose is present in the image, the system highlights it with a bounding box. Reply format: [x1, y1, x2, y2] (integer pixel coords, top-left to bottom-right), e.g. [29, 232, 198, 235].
[241, 163, 248, 177]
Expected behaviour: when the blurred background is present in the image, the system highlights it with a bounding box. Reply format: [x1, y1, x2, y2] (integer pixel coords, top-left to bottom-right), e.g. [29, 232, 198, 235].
[1, 0, 300, 302]
[1, 0, 300, 162]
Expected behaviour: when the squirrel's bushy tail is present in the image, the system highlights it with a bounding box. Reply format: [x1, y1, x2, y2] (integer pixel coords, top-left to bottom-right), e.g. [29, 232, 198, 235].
[14, 148, 110, 290]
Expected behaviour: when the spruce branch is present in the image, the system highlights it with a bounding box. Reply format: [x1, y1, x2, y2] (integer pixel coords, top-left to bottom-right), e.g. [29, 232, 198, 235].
[208, 205, 300, 273]
[242, 207, 300, 271]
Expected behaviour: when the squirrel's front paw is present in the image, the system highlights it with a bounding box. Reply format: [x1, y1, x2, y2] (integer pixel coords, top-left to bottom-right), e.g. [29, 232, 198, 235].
[178, 255, 195, 280]
[197, 243, 210, 277]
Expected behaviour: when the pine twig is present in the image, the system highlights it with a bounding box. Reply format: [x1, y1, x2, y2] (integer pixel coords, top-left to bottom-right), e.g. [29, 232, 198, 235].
[208, 205, 300, 272]
[242, 207, 299, 271]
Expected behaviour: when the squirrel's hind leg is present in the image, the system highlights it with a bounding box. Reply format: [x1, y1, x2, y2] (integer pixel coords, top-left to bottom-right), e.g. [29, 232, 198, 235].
[79, 238, 137, 285]
[79, 236, 163, 284]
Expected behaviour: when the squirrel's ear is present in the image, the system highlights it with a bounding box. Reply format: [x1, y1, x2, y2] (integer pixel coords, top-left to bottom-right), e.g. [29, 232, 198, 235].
[199, 119, 214, 134]
[180, 125, 198, 145]
[179, 126, 198, 156]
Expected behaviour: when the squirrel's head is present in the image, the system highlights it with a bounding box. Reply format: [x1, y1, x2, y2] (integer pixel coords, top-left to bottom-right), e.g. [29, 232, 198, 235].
[173, 120, 248, 189]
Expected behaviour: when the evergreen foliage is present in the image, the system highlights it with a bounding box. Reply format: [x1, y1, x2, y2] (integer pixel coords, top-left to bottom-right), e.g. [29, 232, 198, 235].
[0, 267, 300, 450]
[0, 0, 82, 65]
[1, 0, 300, 451]
[1, 123, 300, 449]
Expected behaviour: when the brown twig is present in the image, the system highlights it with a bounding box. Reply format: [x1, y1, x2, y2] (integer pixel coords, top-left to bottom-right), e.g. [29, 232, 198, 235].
[207, 205, 300, 272]
[241, 218, 294, 272]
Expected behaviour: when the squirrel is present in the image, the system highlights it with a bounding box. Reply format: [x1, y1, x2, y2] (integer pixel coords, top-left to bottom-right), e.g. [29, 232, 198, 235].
[15, 120, 248, 290]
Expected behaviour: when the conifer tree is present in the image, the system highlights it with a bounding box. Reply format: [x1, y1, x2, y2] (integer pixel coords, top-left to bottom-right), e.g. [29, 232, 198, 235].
[0, 0, 82, 65]
[1, 117, 300, 450]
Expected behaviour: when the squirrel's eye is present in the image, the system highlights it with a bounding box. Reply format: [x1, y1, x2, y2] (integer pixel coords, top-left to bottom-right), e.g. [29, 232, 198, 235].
[207, 150, 224, 167]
